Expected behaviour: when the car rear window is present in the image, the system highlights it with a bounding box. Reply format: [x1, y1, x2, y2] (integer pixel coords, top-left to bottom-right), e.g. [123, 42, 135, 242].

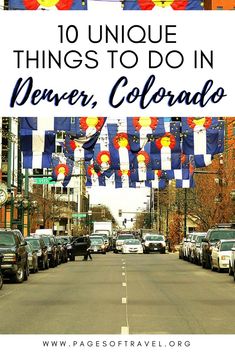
[0, 232, 15, 246]
[123, 239, 141, 245]
[91, 238, 104, 244]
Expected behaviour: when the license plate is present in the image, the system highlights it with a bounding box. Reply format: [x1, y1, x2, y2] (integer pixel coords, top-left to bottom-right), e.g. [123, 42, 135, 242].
[154, 248, 158, 250]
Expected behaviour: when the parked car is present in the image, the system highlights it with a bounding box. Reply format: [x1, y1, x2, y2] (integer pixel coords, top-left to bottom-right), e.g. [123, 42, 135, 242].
[189, 232, 207, 264]
[122, 239, 143, 254]
[211, 239, 235, 272]
[114, 234, 135, 253]
[41, 235, 58, 267]
[55, 235, 73, 261]
[0, 253, 3, 290]
[89, 236, 106, 254]
[0, 229, 29, 283]
[201, 226, 235, 269]
[55, 236, 68, 263]
[26, 243, 38, 273]
[26, 236, 49, 270]
[142, 234, 166, 254]
[178, 238, 190, 260]
[229, 247, 235, 277]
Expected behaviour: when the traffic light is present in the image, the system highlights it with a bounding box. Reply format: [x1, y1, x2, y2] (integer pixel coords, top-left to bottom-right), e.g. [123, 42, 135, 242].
[124, 218, 127, 224]
[130, 218, 133, 222]
[118, 209, 122, 217]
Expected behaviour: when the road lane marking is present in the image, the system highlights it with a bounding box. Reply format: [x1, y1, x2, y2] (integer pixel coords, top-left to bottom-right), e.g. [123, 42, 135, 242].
[122, 272, 125, 276]
[122, 266, 125, 269]
[122, 297, 127, 304]
[122, 282, 126, 287]
[121, 326, 129, 334]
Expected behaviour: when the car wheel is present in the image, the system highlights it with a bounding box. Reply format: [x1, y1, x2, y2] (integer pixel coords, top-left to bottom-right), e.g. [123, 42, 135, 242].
[24, 264, 29, 281]
[218, 261, 222, 273]
[0, 274, 3, 290]
[229, 262, 233, 276]
[13, 266, 24, 283]
[45, 258, 50, 270]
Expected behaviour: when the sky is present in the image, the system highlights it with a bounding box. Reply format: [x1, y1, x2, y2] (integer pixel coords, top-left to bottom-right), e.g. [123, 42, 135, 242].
[88, 186, 151, 228]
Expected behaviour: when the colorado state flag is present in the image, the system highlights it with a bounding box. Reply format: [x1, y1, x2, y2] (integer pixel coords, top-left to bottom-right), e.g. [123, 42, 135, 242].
[123, 0, 203, 11]
[8, 0, 87, 10]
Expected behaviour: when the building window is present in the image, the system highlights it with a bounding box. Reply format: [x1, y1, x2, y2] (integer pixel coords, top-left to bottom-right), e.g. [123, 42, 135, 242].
[56, 145, 62, 153]
[56, 131, 65, 139]
[62, 188, 67, 195]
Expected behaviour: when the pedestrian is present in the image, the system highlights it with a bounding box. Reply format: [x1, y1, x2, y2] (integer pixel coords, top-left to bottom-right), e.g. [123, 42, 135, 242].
[83, 235, 92, 261]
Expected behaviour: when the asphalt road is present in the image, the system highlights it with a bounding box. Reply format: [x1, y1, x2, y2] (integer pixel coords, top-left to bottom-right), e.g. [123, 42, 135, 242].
[0, 252, 235, 334]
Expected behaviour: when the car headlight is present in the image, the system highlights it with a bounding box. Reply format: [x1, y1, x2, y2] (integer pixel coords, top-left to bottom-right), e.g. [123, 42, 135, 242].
[3, 253, 17, 262]
[221, 255, 230, 260]
[101, 245, 105, 249]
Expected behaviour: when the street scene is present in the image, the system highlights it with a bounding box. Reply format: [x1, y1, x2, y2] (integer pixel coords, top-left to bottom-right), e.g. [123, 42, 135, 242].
[1, 251, 235, 335]
[0, 117, 234, 337]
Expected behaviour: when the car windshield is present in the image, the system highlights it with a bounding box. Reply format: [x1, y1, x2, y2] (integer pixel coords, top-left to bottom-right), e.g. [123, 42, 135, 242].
[118, 235, 134, 240]
[91, 238, 104, 245]
[196, 235, 206, 243]
[210, 230, 235, 241]
[145, 236, 164, 241]
[123, 239, 141, 245]
[42, 237, 51, 246]
[221, 242, 235, 251]
[0, 232, 15, 246]
[26, 238, 40, 250]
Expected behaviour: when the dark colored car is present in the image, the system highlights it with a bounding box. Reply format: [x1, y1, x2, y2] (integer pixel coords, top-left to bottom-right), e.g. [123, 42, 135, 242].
[26, 243, 38, 273]
[26, 236, 49, 270]
[201, 226, 235, 269]
[41, 235, 58, 268]
[70, 236, 90, 259]
[0, 253, 3, 290]
[57, 236, 73, 261]
[0, 229, 29, 283]
[90, 236, 106, 254]
[55, 237, 68, 263]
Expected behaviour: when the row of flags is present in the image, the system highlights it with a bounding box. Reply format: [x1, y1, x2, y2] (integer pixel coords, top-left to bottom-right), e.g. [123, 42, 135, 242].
[19, 117, 225, 189]
[7, 0, 203, 10]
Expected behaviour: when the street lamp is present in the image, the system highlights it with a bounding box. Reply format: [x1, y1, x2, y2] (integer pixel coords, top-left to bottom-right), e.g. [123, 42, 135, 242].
[88, 209, 92, 234]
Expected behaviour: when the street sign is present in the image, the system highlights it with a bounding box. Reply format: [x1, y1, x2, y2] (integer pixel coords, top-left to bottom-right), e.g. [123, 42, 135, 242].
[33, 177, 56, 185]
[72, 213, 87, 219]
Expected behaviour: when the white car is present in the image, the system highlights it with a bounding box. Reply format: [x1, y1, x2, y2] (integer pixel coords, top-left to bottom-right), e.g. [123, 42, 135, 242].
[211, 239, 235, 272]
[229, 247, 235, 277]
[142, 234, 166, 254]
[190, 233, 207, 264]
[114, 234, 135, 253]
[121, 239, 143, 254]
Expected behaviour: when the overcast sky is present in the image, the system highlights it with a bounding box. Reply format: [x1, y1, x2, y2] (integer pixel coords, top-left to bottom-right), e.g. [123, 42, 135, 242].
[88, 186, 150, 227]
